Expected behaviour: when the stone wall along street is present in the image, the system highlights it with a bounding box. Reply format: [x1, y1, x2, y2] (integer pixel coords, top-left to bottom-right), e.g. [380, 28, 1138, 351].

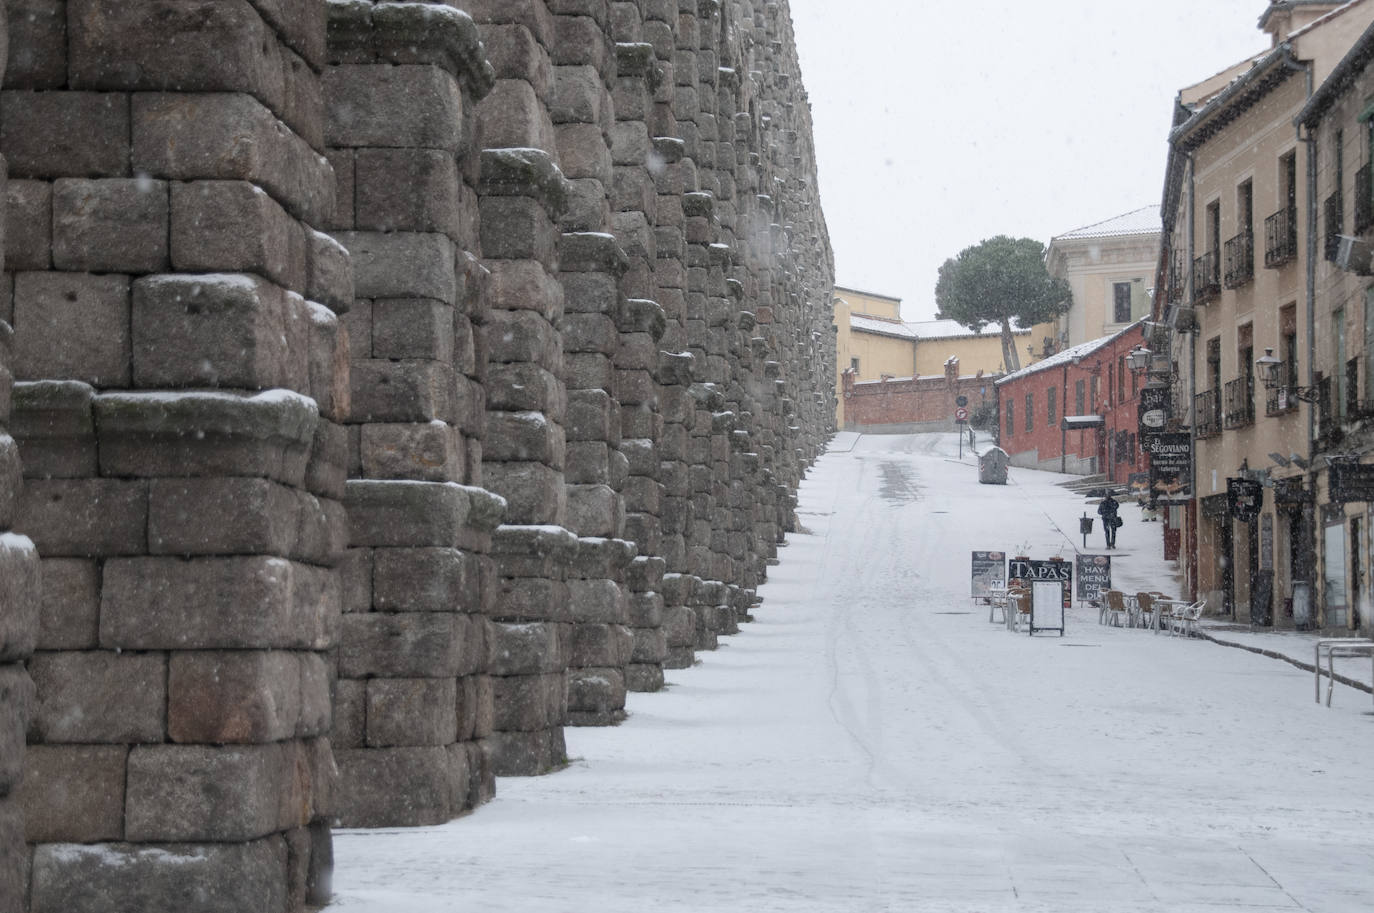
[0, 0, 835, 909]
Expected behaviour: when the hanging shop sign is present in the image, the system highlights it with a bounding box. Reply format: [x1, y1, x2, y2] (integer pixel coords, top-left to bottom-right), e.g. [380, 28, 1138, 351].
[1145, 432, 1191, 500]
[1227, 477, 1264, 521]
[1328, 461, 1374, 504]
[1137, 387, 1171, 434]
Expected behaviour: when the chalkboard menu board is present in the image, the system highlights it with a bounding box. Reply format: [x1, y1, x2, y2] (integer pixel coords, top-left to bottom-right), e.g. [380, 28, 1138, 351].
[971, 551, 1006, 600]
[1075, 554, 1111, 604]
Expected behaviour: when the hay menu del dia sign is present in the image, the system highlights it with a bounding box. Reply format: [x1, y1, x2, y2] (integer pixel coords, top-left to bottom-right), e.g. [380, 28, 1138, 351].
[1075, 554, 1111, 603]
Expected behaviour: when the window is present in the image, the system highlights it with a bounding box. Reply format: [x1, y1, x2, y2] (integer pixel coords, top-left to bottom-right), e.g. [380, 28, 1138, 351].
[1117, 355, 1126, 403]
[1075, 379, 1085, 415]
[1113, 282, 1132, 323]
[1005, 398, 1014, 436]
[1047, 386, 1057, 426]
[1326, 131, 1345, 261]
[1107, 362, 1115, 406]
[1090, 375, 1099, 411]
[1237, 323, 1254, 426]
[1025, 393, 1033, 432]
[1206, 199, 1221, 257]
[1281, 303, 1299, 391]
[850, 357, 860, 375]
[1280, 150, 1297, 215]
[1366, 289, 1374, 403]
[1335, 307, 1347, 420]
[1238, 179, 1253, 237]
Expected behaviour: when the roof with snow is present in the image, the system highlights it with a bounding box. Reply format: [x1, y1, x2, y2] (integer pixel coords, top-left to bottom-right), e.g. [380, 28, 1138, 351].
[1052, 206, 1161, 242]
[907, 318, 1031, 339]
[850, 314, 1034, 341]
[849, 314, 919, 340]
[993, 320, 1144, 386]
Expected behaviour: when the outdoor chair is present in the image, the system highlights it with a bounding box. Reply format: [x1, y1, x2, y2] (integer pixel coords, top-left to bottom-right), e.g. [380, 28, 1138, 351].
[1103, 590, 1128, 627]
[1008, 587, 1031, 632]
[1169, 600, 1205, 637]
[1134, 592, 1156, 631]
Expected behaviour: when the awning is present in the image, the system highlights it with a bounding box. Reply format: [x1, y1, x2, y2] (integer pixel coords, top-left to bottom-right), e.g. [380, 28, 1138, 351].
[1061, 415, 1104, 428]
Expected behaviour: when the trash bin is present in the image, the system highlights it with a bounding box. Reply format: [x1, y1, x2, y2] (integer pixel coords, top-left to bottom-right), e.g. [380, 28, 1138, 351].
[979, 447, 1009, 485]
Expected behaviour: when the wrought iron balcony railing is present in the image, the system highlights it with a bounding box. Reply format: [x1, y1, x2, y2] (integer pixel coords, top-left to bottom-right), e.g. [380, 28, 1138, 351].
[1194, 389, 1221, 439]
[1192, 250, 1220, 304]
[1264, 206, 1297, 268]
[1265, 385, 1301, 416]
[1223, 376, 1255, 429]
[1223, 230, 1254, 288]
[1167, 254, 1184, 306]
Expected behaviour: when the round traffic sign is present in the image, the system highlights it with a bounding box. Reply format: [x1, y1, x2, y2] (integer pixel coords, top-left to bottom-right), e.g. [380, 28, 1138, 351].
[955, 407, 969, 421]
[955, 395, 968, 407]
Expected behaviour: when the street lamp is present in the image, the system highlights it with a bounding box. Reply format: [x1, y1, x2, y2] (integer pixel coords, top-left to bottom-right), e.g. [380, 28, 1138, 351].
[1125, 344, 1153, 375]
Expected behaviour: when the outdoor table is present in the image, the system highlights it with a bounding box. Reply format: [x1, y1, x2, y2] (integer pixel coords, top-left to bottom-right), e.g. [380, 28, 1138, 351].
[1314, 638, 1374, 708]
[1150, 598, 1189, 634]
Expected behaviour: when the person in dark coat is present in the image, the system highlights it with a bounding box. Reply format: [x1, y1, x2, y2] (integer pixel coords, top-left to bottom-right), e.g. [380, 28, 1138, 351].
[1097, 493, 1120, 549]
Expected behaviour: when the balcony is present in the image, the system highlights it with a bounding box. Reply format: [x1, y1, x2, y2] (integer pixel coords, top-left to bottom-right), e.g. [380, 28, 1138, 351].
[1357, 163, 1373, 235]
[1194, 389, 1221, 439]
[1192, 250, 1220, 304]
[1223, 376, 1255, 429]
[1265, 385, 1300, 416]
[1223, 231, 1254, 288]
[1264, 206, 1297, 268]
[1167, 254, 1184, 306]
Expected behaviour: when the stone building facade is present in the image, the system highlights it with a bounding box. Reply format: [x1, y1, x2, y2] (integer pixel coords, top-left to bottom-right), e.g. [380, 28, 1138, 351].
[0, 1, 834, 910]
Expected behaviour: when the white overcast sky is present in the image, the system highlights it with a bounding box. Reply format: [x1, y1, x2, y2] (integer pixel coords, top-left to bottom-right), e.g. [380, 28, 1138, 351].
[788, 0, 1276, 321]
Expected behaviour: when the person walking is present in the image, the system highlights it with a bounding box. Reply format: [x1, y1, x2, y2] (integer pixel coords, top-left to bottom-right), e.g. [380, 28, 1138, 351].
[1097, 493, 1120, 549]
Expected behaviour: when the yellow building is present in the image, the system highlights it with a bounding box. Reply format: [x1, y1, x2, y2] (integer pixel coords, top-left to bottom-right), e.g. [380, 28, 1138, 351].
[1046, 206, 1162, 348]
[908, 318, 1040, 377]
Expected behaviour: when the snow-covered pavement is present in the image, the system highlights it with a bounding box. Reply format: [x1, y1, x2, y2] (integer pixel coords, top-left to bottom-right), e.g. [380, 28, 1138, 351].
[331, 433, 1374, 912]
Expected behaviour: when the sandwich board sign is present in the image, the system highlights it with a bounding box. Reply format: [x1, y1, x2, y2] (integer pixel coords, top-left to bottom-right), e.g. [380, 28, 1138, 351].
[1075, 554, 1111, 605]
[1030, 580, 1066, 636]
[970, 551, 1006, 601]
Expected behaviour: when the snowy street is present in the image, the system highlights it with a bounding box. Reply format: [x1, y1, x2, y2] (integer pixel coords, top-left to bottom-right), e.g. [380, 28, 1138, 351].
[331, 433, 1374, 913]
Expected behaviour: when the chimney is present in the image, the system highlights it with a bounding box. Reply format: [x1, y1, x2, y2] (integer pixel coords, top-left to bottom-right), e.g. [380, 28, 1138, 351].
[1260, 2, 1343, 45]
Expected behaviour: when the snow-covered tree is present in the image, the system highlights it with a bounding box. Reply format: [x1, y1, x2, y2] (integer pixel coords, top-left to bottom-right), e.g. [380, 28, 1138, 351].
[934, 235, 1071, 372]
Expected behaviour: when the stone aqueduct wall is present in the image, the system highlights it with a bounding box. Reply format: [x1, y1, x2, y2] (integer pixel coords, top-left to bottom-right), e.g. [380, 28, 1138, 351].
[0, 0, 834, 909]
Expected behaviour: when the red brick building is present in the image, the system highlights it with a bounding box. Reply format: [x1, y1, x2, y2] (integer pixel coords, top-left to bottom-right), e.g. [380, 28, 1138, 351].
[994, 322, 1150, 487]
[840, 358, 998, 431]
